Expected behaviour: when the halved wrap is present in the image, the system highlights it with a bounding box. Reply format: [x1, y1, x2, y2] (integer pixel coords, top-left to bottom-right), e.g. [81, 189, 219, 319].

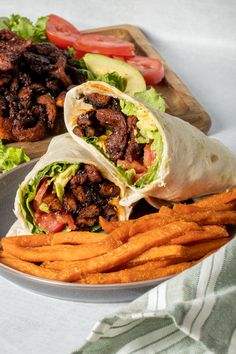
[64, 81, 236, 202]
[15, 133, 131, 234]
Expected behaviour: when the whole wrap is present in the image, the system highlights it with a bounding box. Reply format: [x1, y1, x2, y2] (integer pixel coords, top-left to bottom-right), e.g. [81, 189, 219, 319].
[64, 81, 236, 203]
[14, 133, 132, 233]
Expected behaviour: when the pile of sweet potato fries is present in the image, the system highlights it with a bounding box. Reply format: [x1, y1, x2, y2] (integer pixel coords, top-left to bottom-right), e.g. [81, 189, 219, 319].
[1, 187, 236, 284]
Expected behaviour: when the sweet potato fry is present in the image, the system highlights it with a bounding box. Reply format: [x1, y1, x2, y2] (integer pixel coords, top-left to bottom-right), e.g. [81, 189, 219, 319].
[57, 221, 201, 282]
[159, 206, 174, 216]
[42, 248, 185, 271]
[1, 231, 107, 248]
[100, 211, 167, 234]
[127, 238, 229, 267]
[99, 217, 131, 233]
[2, 233, 52, 248]
[76, 261, 193, 284]
[174, 203, 234, 214]
[170, 225, 229, 245]
[125, 245, 188, 267]
[41, 260, 72, 270]
[51, 231, 108, 245]
[159, 207, 236, 225]
[2, 238, 121, 262]
[0, 250, 16, 259]
[174, 203, 236, 213]
[185, 210, 236, 225]
[0, 257, 60, 281]
[194, 187, 236, 208]
[108, 215, 176, 243]
[172, 238, 229, 261]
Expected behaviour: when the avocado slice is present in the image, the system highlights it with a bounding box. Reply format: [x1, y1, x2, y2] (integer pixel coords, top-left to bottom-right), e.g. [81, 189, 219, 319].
[83, 53, 146, 95]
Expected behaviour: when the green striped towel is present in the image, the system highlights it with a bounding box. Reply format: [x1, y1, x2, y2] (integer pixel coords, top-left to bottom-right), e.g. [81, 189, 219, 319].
[74, 237, 236, 354]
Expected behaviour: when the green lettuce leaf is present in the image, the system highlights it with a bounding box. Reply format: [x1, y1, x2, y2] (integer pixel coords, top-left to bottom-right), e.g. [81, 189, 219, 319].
[134, 159, 160, 188]
[0, 140, 30, 172]
[20, 163, 70, 233]
[90, 224, 102, 232]
[117, 165, 136, 185]
[54, 164, 79, 201]
[39, 202, 50, 213]
[135, 132, 163, 188]
[120, 99, 138, 116]
[96, 72, 126, 91]
[0, 14, 48, 43]
[0, 17, 9, 29]
[33, 16, 48, 43]
[134, 87, 165, 112]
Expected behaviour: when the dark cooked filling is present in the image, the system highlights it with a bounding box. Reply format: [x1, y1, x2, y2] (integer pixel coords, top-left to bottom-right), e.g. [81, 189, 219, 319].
[32, 163, 120, 233]
[0, 29, 87, 142]
[74, 93, 149, 178]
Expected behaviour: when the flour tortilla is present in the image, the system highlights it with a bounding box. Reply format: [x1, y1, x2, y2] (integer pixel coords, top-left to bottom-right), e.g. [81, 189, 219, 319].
[64, 81, 236, 204]
[14, 133, 132, 233]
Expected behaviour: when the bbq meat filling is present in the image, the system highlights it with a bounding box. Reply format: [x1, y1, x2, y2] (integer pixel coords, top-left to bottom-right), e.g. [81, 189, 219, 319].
[0, 30, 87, 142]
[21, 163, 120, 234]
[73, 93, 162, 187]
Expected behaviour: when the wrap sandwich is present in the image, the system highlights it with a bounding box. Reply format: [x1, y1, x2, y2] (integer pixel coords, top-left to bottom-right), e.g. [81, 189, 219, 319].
[15, 133, 131, 234]
[64, 81, 236, 203]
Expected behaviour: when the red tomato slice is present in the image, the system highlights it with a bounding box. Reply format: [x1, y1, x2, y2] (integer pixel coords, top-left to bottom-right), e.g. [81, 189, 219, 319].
[35, 211, 76, 233]
[117, 160, 147, 174]
[74, 50, 86, 59]
[35, 211, 65, 233]
[143, 144, 156, 167]
[34, 179, 49, 209]
[46, 14, 81, 49]
[126, 56, 165, 85]
[74, 34, 135, 56]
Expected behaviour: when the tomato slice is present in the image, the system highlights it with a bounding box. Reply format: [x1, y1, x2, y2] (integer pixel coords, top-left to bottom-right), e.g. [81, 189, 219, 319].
[143, 144, 156, 168]
[117, 160, 147, 174]
[126, 56, 164, 85]
[74, 34, 135, 57]
[74, 50, 86, 59]
[34, 179, 49, 209]
[46, 14, 81, 49]
[35, 211, 76, 233]
[35, 211, 65, 233]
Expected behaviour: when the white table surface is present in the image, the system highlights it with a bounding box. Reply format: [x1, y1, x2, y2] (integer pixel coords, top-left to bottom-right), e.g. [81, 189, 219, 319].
[1, 1, 236, 353]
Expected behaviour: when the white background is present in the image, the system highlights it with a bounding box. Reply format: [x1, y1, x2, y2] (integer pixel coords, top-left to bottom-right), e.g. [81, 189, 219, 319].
[0, 1, 236, 353]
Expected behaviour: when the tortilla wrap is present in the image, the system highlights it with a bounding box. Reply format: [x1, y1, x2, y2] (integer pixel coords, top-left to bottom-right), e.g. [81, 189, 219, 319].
[14, 133, 132, 234]
[64, 81, 236, 203]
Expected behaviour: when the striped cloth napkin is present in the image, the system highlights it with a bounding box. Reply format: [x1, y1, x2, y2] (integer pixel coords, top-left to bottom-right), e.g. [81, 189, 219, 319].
[74, 236, 236, 354]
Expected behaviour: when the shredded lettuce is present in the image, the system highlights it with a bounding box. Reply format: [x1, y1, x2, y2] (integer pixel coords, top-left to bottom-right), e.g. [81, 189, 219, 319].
[19, 163, 71, 233]
[135, 159, 160, 188]
[90, 224, 102, 232]
[134, 87, 165, 112]
[83, 136, 109, 157]
[54, 164, 79, 201]
[135, 132, 163, 188]
[39, 202, 50, 213]
[0, 14, 48, 43]
[120, 99, 138, 116]
[0, 140, 30, 172]
[116, 165, 136, 185]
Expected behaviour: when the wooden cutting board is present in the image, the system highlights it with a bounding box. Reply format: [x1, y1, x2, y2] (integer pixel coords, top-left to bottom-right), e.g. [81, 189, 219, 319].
[8, 24, 211, 159]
